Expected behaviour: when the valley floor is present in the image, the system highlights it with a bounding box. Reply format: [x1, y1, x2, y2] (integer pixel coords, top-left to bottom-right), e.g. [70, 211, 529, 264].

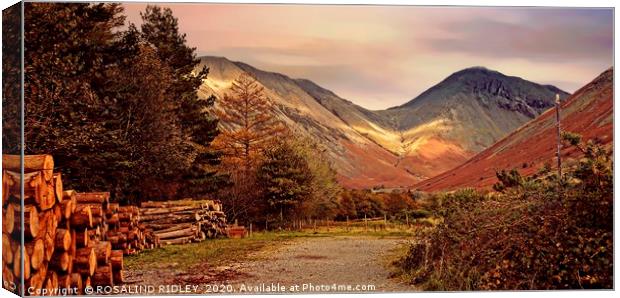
[124, 231, 415, 294]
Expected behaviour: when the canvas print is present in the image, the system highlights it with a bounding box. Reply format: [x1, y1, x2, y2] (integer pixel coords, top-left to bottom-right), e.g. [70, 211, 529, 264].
[1, 2, 614, 296]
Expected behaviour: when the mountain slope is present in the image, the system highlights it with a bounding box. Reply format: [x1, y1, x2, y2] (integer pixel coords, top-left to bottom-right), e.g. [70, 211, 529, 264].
[293, 78, 403, 154]
[197, 56, 573, 188]
[417, 68, 613, 191]
[375, 67, 569, 178]
[197, 56, 418, 188]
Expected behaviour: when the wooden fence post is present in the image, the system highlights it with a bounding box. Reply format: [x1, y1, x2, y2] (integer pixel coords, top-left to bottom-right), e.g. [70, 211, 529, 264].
[384, 214, 387, 230]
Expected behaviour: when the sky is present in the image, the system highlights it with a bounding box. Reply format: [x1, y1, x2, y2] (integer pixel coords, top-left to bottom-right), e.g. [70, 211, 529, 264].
[123, 4, 613, 110]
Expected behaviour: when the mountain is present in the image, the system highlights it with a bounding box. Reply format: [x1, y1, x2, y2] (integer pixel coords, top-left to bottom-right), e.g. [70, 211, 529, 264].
[197, 56, 571, 188]
[374, 67, 569, 178]
[417, 68, 613, 191]
[197, 56, 417, 188]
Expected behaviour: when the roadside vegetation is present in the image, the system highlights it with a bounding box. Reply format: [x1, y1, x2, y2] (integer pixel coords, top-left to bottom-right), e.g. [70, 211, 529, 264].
[394, 133, 613, 290]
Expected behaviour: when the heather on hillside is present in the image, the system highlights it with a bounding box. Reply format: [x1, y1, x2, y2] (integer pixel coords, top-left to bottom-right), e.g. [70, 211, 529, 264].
[395, 134, 613, 290]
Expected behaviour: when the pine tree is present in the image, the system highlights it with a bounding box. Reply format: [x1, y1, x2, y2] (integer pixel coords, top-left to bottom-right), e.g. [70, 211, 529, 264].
[257, 140, 313, 221]
[140, 5, 224, 197]
[21, 4, 223, 202]
[2, 4, 22, 154]
[23, 3, 126, 192]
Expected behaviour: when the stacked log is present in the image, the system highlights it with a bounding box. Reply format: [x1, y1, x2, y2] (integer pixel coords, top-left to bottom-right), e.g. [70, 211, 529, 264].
[1, 155, 126, 295]
[105, 205, 158, 254]
[139, 199, 227, 245]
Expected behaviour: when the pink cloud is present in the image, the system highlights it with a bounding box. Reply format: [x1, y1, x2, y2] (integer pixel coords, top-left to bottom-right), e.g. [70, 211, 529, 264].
[122, 3, 612, 110]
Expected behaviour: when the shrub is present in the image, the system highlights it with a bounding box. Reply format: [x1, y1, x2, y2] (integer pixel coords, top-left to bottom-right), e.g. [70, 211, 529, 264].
[397, 135, 613, 290]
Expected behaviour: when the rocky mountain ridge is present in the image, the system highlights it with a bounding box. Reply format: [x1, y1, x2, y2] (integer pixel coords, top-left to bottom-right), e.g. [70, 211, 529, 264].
[197, 56, 571, 188]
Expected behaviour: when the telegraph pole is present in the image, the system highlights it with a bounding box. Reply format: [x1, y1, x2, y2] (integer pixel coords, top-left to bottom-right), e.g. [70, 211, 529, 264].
[555, 94, 562, 195]
[555, 94, 561, 177]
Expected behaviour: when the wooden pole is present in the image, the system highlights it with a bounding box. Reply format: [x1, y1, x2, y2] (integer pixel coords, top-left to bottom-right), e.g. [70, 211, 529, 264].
[555, 93, 563, 200]
[556, 93, 562, 180]
[384, 214, 387, 230]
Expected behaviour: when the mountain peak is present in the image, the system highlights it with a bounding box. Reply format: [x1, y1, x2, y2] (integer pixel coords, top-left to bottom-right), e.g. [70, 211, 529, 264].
[447, 66, 505, 81]
[459, 66, 494, 72]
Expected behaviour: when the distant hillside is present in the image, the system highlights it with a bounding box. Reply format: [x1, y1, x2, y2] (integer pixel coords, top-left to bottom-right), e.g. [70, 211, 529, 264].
[375, 67, 569, 178]
[197, 56, 418, 189]
[417, 68, 613, 191]
[197, 56, 572, 188]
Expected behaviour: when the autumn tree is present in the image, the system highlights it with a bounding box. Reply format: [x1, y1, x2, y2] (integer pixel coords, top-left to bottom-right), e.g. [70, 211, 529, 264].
[215, 73, 285, 170]
[336, 191, 357, 220]
[213, 73, 284, 222]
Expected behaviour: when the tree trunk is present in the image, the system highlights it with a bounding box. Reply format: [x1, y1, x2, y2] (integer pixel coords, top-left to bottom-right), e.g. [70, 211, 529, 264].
[71, 205, 93, 228]
[3, 203, 14, 234]
[161, 235, 193, 245]
[70, 273, 83, 294]
[74, 248, 97, 276]
[2, 170, 11, 205]
[62, 190, 77, 213]
[110, 250, 124, 270]
[2, 154, 54, 181]
[154, 226, 197, 239]
[75, 228, 89, 248]
[91, 264, 113, 286]
[50, 251, 70, 271]
[2, 234, 13, 266]
[93, 241, 112, 265]
[52, 173, 63, 202]
[75, 192, 110, 205]
[58, 274, 72, 289]
[113, 269, 124, 284]
[60, 198, 73, 220]
[26, 239, 45, 270]
[16, 205, 40, 239]
[55, 228, 71, 251]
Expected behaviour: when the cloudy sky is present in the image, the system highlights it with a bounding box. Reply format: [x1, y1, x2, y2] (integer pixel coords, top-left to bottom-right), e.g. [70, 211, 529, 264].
[123, 4, 613, 110]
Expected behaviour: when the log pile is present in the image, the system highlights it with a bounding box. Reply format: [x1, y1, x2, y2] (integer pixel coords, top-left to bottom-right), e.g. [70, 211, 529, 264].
[1, 155, 126, 295]
[139, 199, 227, 245]
[105, 204, 160, 254]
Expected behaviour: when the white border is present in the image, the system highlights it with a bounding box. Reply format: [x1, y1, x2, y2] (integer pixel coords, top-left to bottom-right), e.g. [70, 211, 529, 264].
[0, 1, 616, 298]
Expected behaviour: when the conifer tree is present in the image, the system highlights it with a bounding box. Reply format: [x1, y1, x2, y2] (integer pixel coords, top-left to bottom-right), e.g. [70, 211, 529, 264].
[257, 139, 313, 221]
[139, 5, 224, 197]
[215, 73, 285, 170]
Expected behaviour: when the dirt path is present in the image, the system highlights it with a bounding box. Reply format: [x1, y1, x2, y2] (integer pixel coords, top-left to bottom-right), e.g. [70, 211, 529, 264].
[125, 236, 415, 294]
[226, 236, 414, 293]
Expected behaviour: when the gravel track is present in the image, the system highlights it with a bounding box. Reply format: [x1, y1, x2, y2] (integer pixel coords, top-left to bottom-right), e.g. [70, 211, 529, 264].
[125, 236, 415, 294]
[227, 236, 415, 293]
